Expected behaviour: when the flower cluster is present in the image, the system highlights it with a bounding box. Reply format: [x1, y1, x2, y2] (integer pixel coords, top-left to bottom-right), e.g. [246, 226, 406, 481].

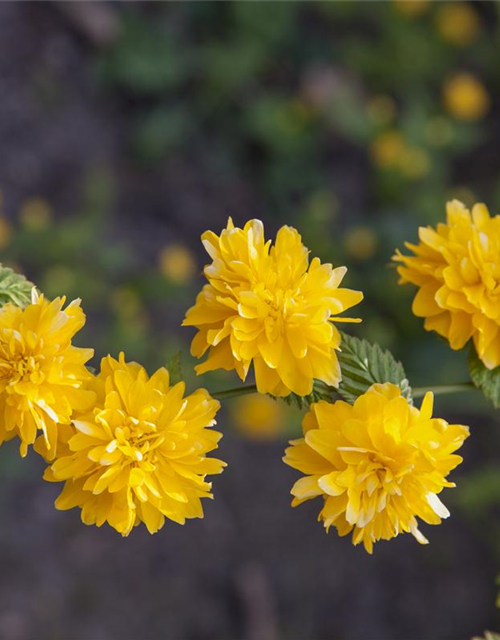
[0, 287, 225, 536]
[394, 200, 500, 369]
[284, 383, 469, 553]
[183, 218, 363, 397]
[0, 206, 479, 550]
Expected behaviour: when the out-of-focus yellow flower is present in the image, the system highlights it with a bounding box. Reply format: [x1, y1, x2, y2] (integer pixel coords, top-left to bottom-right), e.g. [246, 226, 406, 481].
[0, 290, 94, 458]
[366, 95, 397, 126]
[400, 146, 431, 180]
[443, 73, 490, 121]
[393, 0, 430, 18]
[0, 217, 12, 249]
[394, 200, 500, 369]
[19, 197, 53, 231]
[436, 2, 480, 46]
[231, 393, 285, 440]
[111, 286, 143, 318]
[344, 226, 378, 261]
[183, 219, 363, 397]
[371, 132, 429, 180]
[284, 383, 468, 553]
[45, 353, 225, 536]
[371, 131, 406, 169]
[159, 244, 197, 285]
[307, 190, 339, 223]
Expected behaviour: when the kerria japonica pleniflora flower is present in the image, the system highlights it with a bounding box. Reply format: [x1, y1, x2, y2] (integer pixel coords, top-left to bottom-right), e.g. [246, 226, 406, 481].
[183, 218, 363, 397]
[283, 383, 469, 553]
[394, 199, 500, 369]
[0, 290, 94, 459]
[45, 354, 226, 536]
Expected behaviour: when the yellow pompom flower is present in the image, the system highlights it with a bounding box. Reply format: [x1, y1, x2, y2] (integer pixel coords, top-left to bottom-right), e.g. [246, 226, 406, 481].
[284, 383, 469, 553]
[45, 354, 226, 536]
[0, 290, 93, 458]
[183, 219, 363, 397]
[394, 200, 500, 369]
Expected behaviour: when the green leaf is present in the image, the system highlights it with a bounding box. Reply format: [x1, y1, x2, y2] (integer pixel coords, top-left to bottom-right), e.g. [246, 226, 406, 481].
[277, 380, 339, 411]
[0, 264, 34, 309]
[337, 332, 412, 404]
[166, 351, 182, 386]
[468, 345, 500, 408]
[471, 632, 500, 640]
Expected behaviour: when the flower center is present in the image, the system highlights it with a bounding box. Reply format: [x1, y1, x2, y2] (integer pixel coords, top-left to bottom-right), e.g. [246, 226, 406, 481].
[96, 409, 164, 465]
[0, 353, 45, 384]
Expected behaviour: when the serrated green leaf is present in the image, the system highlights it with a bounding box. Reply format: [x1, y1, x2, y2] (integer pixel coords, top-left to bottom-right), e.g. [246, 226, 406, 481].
[166, 351, 182, 386]
[0, 264, 34, 309]
[337, 332, 412, 404]
[468, 346, 500, 408]
[275, 380, 339, 410]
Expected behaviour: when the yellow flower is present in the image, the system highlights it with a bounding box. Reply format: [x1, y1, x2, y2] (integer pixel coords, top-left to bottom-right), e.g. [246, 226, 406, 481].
[183, 219, 363, 397]
[393, 0, 430, 18]
[45, 354, 226, 536]
[399, 146, 431, 180]
[443, 73, 490, 121]
[231, 393, 285, 440]
[435, 2, 480, 46]
[159, 244, 197, 285]
[344, 226, 378, 261]
[0, 290, 93, 458]
[284, 383, 468, 553]
[394, 200, 500, 369]
[371, 131, 406, 169]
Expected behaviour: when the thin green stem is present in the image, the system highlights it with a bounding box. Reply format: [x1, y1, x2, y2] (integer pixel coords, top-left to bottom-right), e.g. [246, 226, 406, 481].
[412, 382, 476, 399]
[211, 384, 258, 400]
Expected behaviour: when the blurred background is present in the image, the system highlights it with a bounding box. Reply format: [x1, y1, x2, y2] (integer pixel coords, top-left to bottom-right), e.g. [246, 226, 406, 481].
[0, 1, 499, 638]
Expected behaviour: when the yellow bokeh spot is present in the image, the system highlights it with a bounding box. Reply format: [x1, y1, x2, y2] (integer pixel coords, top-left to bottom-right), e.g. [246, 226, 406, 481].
[19, 197, 53, 231]
[436, 2, 480, 46]
[443, 73, 490, 121]
[307, 190, 339, 223]
[231, 393, 285, 440]
[0, 217, 13, 250]
[344, 226, 378, 261]
[393, 0, 430, 18]
[371, 131, 406, 168]
[400, 146, 431, 180]
[111, 286, 143, 318]
[159, 244, 196, 285]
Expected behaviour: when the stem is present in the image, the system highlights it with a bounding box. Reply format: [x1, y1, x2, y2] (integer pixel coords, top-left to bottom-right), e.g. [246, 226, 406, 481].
[211, 384, 258, 400]
[412, 382, 475, 399]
